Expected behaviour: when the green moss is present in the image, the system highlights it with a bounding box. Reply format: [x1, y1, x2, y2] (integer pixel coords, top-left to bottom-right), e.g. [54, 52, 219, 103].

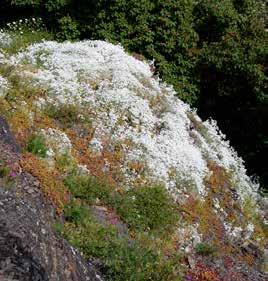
[0, 166, 11, 178]
[64, 172, 179, 235]
[55, 152, 77, 172]
[62, 171, 182, 279]
[53, 221, 64, 235]
[64, 201, 89, 225]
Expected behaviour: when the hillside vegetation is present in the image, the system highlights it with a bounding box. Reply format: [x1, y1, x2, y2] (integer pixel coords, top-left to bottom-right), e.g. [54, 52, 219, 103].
[0, 23, 267, 280]
[1, 0, 267, 189]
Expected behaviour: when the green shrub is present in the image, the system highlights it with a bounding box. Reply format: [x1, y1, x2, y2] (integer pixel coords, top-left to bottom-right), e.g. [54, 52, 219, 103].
[64, 201, 88, 225]
[62, 212, 181, 281]
[57, 15, 80, 41]
[114, 185, 179, 234]
[26, 135, 47, 158]
[64, 173, 111, 204]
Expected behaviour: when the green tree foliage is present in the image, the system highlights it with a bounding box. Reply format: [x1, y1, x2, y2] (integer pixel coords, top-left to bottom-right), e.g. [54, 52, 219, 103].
[194, 0, 268, 187]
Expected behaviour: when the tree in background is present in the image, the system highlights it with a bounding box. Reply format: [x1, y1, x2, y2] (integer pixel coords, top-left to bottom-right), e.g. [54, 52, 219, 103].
[194, 0, 267, 188]
[1, 0, 267, 188]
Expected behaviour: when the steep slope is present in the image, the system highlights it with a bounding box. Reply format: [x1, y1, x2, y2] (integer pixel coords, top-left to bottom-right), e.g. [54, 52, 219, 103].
[0, 117, 103, 281]
[0, 32, 267, 280]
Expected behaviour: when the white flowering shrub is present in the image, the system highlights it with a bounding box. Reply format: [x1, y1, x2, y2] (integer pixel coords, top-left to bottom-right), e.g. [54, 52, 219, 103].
[6, 39, 257, 201]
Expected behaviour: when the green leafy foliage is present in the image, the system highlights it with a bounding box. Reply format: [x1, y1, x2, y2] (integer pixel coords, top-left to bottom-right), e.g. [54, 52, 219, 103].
[56, 15, 80, 41]
[193, 0, 268, 188]
[64, 201, 88, 225]
[26, 135, 47, 158]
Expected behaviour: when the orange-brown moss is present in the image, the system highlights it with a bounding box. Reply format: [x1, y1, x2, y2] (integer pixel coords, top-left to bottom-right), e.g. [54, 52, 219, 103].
[20, 153, 70, 213]
[66, 128, 124, 187]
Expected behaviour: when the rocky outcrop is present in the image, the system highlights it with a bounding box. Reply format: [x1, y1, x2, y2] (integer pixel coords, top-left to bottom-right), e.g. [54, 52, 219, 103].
[0, 118, 103, 281]
[0, 33, 267, 280]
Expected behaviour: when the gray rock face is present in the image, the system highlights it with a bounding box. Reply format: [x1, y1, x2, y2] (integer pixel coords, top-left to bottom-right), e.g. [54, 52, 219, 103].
[0, 189, 102, 281]
[0, 117, 20, 153]
[0, 219, 48, 281]
[0, 116, 103, 281]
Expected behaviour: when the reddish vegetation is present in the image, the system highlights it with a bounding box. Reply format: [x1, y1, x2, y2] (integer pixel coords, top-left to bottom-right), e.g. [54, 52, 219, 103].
[20, 153, 70, 213]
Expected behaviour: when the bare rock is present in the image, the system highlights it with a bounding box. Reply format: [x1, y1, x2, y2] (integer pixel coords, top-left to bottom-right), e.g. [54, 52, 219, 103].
[0, 117, 20, 153]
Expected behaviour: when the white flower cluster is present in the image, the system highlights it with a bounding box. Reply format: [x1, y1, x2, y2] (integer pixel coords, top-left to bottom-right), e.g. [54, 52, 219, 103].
[224, 222, 255, 240]
[40, 128, 72, 157]
[0, 32, 12, 48]
[0, 75, 9, 98]
[177, 223, 202, 251]
[9, 39, 258, 199]
[3, 18, 45, 35]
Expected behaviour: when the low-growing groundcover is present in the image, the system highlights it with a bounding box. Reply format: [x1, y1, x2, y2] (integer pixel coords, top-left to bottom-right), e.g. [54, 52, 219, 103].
[64, 172, 179, 234]
[0, 26, 267, 281]
[59, 177, 182, 281]
[61, 171, 182, 280]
